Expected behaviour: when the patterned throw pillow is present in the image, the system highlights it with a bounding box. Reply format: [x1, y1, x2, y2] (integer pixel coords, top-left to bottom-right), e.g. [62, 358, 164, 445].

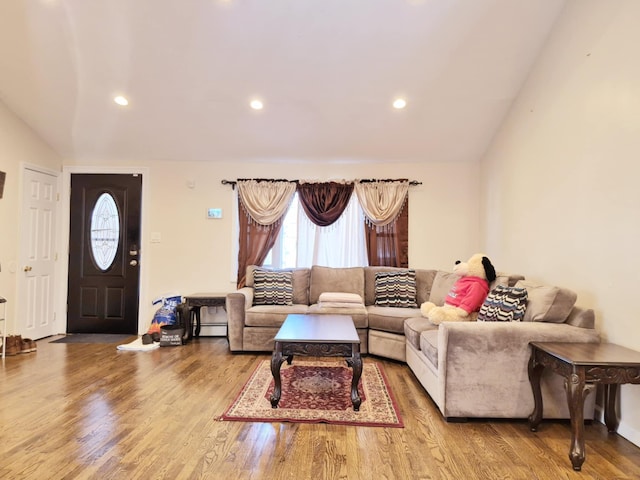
[478, 285, 528, 322]
[374, 270, 418, 308]
[253, 269, 294, 306]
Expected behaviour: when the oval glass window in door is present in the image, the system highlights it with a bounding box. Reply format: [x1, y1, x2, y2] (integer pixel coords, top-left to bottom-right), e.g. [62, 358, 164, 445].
[90, 192, 120, 271]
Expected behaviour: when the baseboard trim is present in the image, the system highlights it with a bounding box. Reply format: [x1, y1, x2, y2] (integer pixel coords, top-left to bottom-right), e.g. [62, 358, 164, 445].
[594, 403, 640, 448]
[198, 324, 228, 336]
[617, 421, 640, 448]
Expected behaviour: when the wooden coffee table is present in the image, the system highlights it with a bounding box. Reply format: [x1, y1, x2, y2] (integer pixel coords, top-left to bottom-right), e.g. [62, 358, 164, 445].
[528, 341, 640, 471]
[270, 314, 363, 411]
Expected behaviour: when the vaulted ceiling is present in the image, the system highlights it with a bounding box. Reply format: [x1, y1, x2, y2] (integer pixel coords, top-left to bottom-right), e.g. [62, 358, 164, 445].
[0, 0, 565, 164]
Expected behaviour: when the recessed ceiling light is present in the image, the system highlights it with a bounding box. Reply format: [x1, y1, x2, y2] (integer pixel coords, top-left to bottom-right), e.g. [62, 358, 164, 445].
[250, 99, 264, 110]
[114, 95, 129, 106]
[393, 98, 407, 109]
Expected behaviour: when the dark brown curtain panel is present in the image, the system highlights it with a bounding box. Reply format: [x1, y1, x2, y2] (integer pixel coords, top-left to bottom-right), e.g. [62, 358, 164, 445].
[236, 200, 284, 288]
[297, 182, 354, 227]
[365, 199, 409, 267]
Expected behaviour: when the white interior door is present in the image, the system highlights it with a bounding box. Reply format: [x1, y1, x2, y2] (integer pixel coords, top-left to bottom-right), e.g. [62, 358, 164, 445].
[18, 167, 59, 339]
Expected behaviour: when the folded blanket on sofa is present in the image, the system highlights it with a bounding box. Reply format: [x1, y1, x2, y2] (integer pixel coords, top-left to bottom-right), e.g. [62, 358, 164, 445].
[318, 292, 364, 305]
[318, 301, 366, 308]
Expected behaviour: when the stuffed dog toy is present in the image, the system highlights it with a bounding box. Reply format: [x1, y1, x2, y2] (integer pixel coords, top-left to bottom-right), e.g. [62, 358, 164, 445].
[421, 254, 496, 324]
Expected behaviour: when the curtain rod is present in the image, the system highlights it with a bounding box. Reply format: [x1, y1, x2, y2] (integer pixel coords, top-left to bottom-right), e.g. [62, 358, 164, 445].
[221, 178, 422, 189]
[359, 179, 422, 185]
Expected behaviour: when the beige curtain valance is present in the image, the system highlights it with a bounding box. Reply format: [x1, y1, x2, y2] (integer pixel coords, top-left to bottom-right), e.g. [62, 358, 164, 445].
[354, 180, 409, 227]
[237, 180, 297, 226]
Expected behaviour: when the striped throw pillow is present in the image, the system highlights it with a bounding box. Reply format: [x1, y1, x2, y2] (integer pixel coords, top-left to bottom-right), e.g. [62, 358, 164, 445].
[253, 269, 294, 306]
[374, 270, 418, 308]
[477, 285, 528, 322]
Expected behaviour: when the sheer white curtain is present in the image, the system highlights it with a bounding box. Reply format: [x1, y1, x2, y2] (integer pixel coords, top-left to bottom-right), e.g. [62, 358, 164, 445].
[296, 193, 369, 268]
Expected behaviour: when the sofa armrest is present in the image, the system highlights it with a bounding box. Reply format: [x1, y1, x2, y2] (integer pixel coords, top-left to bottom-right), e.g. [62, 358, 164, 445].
[226, 288, 254, 352]
[437, 321, 600, 418]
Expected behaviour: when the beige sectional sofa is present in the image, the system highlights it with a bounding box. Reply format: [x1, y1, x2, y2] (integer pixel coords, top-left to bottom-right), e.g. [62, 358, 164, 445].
[227, 265, 523, 356]
[227, 265, 434, 358]
[226, 265, 600, 420]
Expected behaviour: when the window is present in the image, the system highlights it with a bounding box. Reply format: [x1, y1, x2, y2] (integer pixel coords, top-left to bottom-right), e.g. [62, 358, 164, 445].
[262, 196, 299, 268]
[264, 193, 368, 269]
[90, 192, 120, 271]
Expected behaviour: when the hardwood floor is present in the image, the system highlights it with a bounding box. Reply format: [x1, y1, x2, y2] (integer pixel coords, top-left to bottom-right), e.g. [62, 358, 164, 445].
[1, 336, 639, 479]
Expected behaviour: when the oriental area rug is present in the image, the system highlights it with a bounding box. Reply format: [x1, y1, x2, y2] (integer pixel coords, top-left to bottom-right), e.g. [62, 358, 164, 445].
[220, 359, 403, 427]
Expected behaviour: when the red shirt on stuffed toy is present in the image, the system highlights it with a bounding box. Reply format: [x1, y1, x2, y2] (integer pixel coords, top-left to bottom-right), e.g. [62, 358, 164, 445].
[444, 276, 489, 314]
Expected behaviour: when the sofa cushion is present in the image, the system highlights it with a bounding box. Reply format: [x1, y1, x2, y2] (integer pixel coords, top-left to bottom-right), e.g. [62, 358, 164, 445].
[565, 306, 596, 329]
[404, 316, 437, 351]
[428, 271, 460, 306]
[309, 266, 365, 305]
[415, 269, 438, 305]
[420, 330, 439, 368]
[290, 269, 311, 305]
[245, 304, 310, 327]
[492, 272, 526, 288]
[477, 285, 528, 322]
[374, 270, 418, 308]
[246, 266, 310, 305]
[252, 269, 293, 306]
[307, 304, 368, 328]
[515, 280, 577, 323]
[367, 305, 421, 334]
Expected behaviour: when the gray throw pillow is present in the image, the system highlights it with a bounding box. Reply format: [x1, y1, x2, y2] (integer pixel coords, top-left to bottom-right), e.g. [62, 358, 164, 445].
[428, 271, 460, 306]
[515, 280, 577, 323]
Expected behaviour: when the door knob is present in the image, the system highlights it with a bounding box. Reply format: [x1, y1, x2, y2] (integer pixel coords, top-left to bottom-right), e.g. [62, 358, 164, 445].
[24, 266, 32, 272]
[129, 260, 138, 267]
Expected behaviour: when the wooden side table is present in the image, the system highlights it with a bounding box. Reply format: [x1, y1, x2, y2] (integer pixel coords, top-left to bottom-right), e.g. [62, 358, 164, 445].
[528, 341, 640, 471]
[182, 293, 227, 340]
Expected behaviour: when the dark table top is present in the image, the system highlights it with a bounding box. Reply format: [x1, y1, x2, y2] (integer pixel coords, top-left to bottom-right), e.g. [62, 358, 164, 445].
[275, 314, 359, 343]
[184, 293, 228, 299]
[531, 342, 640, 366]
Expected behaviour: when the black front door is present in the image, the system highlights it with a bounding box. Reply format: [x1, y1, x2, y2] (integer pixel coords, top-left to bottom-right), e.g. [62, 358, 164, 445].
[67, 174, 142, 334]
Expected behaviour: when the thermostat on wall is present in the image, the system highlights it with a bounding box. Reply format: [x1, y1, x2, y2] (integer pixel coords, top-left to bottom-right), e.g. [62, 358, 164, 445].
[207, 208, 223, 219]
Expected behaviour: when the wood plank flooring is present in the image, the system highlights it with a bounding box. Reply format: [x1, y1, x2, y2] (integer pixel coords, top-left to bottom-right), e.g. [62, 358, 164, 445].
[1, 336, 639, 479]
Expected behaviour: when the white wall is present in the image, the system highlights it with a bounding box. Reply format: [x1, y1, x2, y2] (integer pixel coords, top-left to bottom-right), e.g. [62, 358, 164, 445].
[0, 101, 62, 334]
[481, 0, 640, 446]
[65, 158, 480, 327]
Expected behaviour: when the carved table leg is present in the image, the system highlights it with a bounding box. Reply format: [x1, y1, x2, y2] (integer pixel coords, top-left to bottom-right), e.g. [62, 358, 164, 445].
[565, 373, 595, 471]
[528, 351, 544, 431]
[270, 343, 285, 408]
[194, 306, 202, 337]
[349, 346, 362, 411]
[177, 304, 192, 344]
[604, 384, 620, 433]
